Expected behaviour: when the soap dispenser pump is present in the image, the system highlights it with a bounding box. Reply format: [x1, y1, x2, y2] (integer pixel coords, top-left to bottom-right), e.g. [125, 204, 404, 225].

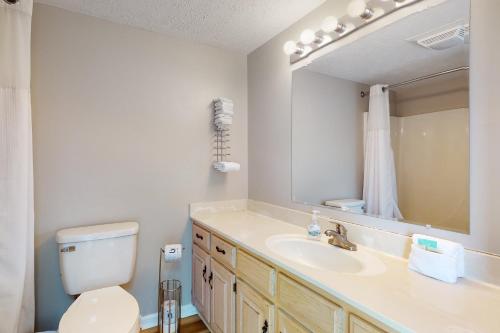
[307, 210, 321, 241]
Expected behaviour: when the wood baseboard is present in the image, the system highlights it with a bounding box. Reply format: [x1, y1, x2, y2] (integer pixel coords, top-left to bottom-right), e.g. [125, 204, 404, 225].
[141, 315, 208, 333]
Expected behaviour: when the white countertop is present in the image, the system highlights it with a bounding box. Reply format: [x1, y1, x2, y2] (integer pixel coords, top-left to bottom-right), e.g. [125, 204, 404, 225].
[191, 210, 500, 333]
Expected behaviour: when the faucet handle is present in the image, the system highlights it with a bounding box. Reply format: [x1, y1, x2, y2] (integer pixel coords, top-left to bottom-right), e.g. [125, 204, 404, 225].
[326, 221, 347, 236]
[336, 223, 347, 236]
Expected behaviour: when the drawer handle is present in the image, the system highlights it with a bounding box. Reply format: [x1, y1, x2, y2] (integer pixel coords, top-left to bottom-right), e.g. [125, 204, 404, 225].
[195, 233, 204, 240]
[202, 265, 207, 282]
[262, 320, 268, 333]
[209, 272, 213, 289]
[215, 246, 226, 255]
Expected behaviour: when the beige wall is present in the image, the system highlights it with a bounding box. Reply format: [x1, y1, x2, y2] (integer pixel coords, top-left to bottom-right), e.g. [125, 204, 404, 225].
[395, 109, 469, 233]
[394, 73, 469, 117]
[32, 4, 247, 330]
[248, 0, 500, 254]
[292, 69, 368, 205]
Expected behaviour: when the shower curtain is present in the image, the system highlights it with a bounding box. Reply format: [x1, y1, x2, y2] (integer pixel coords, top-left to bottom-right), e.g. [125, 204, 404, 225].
[363, 85, 403, 220]
[0, 1, 35, 332]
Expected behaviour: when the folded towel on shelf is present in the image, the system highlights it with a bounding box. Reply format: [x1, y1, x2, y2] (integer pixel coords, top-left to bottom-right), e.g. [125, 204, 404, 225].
[324, 199, 365, 211]
[213, 161, 240, 172]
[408, 234, 465, 283]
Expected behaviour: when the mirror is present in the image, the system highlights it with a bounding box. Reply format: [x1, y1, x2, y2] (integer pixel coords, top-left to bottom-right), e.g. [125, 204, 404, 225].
[292, 0, 470, 233]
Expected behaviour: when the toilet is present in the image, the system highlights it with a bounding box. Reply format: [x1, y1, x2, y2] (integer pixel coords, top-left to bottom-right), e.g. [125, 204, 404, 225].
[55, 222, 140, 333]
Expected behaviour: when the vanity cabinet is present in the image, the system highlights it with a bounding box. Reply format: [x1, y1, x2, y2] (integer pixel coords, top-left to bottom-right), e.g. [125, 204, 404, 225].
[192, 244, 211, 323]
[236, 280, 274, 333]
[192, 222, 389, 333]
[210, 258, 236, 333]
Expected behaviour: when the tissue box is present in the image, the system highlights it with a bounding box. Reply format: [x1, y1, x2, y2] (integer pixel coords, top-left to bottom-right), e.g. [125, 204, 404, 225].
[408, 235, 464, 284]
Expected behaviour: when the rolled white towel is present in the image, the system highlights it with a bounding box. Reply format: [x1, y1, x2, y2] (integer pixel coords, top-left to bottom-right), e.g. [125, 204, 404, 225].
[215, 119, 232, 127]
[215, 114, 232, 120]
[214, 97, 233, 104]
[214, 101, 234, 109]
[213, 161, 240, 172]
[215, 108, 234, 115]
[215, 107, 234, 114]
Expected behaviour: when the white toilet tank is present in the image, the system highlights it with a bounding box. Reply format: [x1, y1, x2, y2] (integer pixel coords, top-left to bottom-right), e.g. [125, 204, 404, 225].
[56, 221, 139, 295]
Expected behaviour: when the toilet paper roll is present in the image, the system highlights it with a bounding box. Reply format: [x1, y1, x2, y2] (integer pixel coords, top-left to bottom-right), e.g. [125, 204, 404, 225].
[163, 300, 178, 333]
[163, 244, 182, 262]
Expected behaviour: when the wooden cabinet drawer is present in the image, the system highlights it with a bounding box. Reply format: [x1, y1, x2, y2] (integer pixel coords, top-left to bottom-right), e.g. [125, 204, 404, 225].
[237, 250, 275, 298]
[193, 224, 211, 252]
[211, 235, 237, 269]
[278, 274, 343, 333]
[278, 310, 313, 333]
[349, 314, 385, 333]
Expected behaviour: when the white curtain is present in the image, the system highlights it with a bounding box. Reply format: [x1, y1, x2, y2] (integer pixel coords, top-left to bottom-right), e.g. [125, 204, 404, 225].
[363, 84, 402, 220]
[0, 1, 35, 332]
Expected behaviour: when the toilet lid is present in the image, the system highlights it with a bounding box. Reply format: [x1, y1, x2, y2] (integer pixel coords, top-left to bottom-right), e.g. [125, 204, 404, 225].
[59, 286, 140, 333]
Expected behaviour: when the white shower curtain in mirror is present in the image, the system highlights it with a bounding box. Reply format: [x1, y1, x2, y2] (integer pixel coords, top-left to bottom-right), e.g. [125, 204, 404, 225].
[363, 85, 403, 220]
[0, 1, 35, 332]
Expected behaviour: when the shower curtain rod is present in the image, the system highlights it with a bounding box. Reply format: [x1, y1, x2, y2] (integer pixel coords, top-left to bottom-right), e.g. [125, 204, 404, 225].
[360, 66, 470, 97]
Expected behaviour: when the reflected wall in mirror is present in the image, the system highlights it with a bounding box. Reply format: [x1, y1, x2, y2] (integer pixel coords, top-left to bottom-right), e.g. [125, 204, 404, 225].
[292, 0, 470, 233]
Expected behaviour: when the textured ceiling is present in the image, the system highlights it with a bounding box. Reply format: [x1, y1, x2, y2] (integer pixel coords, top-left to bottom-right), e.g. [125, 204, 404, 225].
[307, 0, 469, 85]
[34, 0, 326, 53]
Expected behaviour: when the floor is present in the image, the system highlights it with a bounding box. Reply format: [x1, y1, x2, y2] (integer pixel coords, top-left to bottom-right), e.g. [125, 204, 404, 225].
[141, 315, 208, 333]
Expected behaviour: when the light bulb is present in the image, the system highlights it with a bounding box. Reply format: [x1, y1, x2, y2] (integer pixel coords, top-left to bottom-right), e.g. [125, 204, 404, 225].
[321, 16, 339, 33]
[283, 41, 298, 55]
[300, 29, 317, 45]
[347, 0, 373, 19]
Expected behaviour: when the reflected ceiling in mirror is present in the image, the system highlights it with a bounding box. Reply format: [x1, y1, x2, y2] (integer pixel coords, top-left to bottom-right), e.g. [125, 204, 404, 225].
[291, 0, 470, 233]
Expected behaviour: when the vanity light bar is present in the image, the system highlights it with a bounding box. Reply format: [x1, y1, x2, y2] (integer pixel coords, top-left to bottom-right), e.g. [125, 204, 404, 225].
[284, 0, 421, 64]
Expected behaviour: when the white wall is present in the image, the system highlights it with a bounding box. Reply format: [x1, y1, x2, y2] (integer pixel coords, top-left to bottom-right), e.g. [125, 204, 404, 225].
[248, 0, 500, 255]
[292, 69, 368, 205]
[32, 4, 247, 330]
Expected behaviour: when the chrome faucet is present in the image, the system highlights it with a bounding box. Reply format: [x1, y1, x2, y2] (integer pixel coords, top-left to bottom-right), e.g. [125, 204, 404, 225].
[324, 222, 357, 251]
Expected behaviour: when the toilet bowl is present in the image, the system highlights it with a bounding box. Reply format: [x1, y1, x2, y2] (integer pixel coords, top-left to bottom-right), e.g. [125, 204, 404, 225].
[59, 286, 140, 333]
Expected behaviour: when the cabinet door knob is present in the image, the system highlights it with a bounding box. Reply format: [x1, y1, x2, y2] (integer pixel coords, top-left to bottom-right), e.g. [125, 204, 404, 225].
[209, 272, 213, 289]
[216, 246, 226, 255]
[202, 265, 207, 282]
[195, 233, 204, 240]
[262, 320, 269, 333]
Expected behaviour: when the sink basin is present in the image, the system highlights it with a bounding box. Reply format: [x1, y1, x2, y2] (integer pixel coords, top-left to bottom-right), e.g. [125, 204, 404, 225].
[266, 234, 385, 276]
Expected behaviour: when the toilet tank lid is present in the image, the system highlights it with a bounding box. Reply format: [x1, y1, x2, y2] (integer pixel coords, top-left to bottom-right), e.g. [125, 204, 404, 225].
[56, 222, 139, 244]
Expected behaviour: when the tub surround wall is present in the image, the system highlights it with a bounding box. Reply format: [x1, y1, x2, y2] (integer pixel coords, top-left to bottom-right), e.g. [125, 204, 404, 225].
[248, 0, 500, 255]
[32, 4, 247, 330]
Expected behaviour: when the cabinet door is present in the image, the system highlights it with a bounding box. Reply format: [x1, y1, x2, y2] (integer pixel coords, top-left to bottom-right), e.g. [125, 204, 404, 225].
[278, 310, 313, 333]
[236, 280, 274, 333]
[211, 258, 236, 333]
[192, 244, 211, 323]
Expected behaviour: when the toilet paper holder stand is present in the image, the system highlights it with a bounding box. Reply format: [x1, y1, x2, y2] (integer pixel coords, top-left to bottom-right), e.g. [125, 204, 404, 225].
[158, 246, 185, 333]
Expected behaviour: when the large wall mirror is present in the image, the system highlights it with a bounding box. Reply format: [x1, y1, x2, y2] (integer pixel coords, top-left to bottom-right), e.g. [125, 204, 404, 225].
[292, 0, 470, 233]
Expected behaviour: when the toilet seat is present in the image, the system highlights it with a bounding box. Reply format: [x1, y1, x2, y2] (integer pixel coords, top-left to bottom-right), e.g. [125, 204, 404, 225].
[58, 286, 140, 333]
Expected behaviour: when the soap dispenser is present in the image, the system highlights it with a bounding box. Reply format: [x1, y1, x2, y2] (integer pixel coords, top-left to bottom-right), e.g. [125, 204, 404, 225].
[307, 210, 321, 241]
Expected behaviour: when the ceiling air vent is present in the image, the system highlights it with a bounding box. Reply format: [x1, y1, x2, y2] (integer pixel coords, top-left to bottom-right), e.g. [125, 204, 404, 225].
[410, 24, 468, 50]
